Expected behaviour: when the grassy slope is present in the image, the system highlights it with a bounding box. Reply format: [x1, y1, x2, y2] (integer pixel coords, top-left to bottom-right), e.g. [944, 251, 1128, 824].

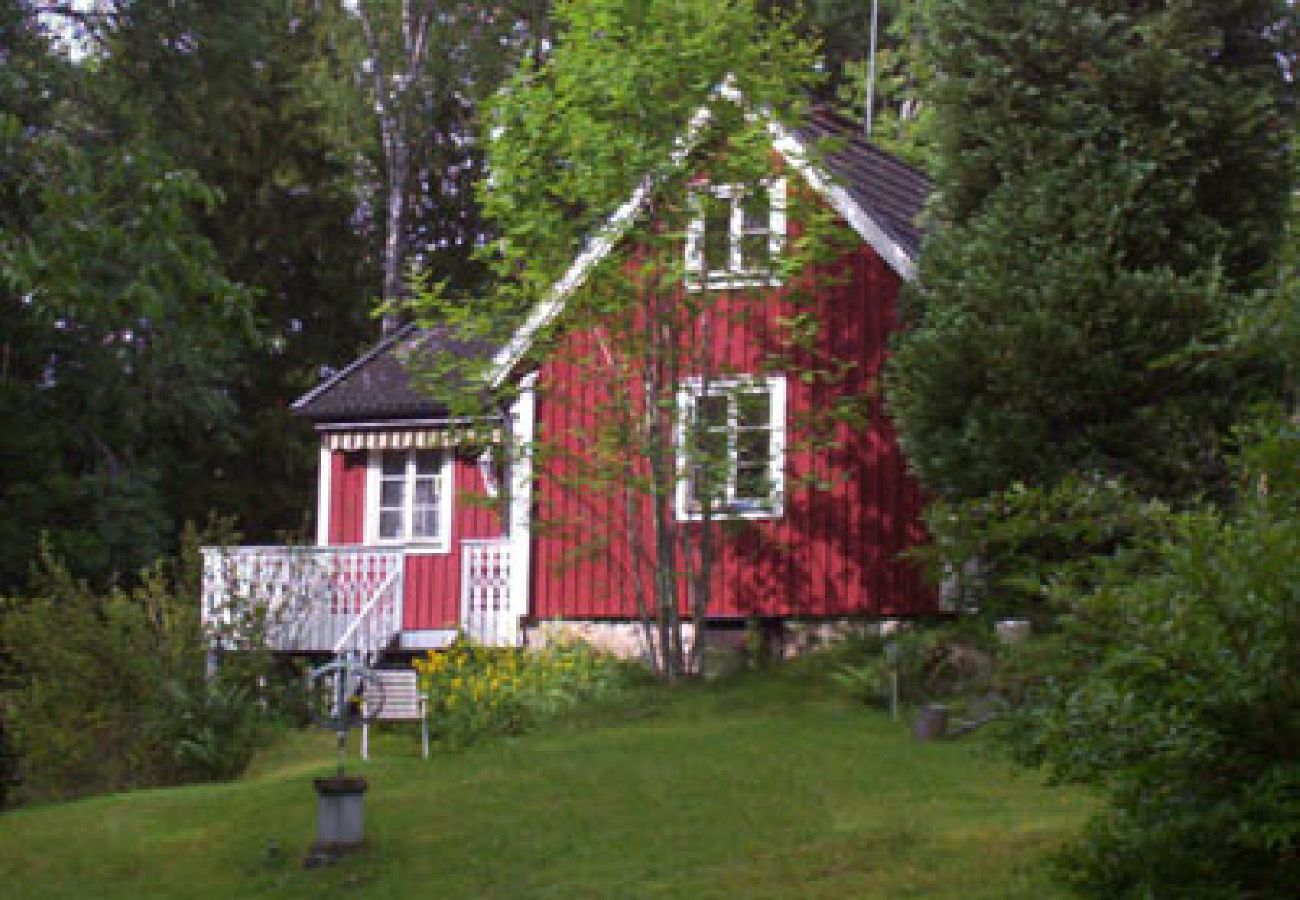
[1, 674, 1092, 899]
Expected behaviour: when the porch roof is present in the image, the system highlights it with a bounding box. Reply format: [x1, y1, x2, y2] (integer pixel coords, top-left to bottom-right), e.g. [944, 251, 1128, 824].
[293, 322, 500, 424]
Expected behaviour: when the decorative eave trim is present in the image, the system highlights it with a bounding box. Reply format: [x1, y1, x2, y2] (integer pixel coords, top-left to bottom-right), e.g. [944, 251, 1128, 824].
[322, 426, 504, 452]
[487, 78, 917, 389]
[316, 415, 506, 452]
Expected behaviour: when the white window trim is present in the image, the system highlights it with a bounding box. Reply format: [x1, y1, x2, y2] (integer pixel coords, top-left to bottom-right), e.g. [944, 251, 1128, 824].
[476, 448, 499, 499]
[674, 374, 786, 522]
[685, 177, 786, 291]
[364, 449, 454, 554]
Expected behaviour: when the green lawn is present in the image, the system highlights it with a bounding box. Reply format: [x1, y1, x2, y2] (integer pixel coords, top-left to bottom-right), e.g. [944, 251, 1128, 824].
[1, 673, 1092, 899]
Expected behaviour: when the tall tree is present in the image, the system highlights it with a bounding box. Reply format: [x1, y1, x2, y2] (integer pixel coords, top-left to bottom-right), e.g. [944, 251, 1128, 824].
[0, 2, 255, 588]
[96, 0, 379, 543]
[886, 0, 1294, 505]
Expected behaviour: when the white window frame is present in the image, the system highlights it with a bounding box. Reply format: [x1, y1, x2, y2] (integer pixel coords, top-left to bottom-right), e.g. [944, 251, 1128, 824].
[364, 449, 454, 553]
[674, 375, 786, 521]
[685, 177, 787, 291]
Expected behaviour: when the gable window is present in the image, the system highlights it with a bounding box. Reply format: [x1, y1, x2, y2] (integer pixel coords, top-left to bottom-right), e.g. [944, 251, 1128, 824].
[675, 375, 786, 520]
[685, 178, 786, 290]
[366, 449, 453, 551]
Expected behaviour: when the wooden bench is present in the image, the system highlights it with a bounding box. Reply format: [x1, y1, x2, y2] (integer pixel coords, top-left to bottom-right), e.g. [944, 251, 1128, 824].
[361, 669, 429, 760]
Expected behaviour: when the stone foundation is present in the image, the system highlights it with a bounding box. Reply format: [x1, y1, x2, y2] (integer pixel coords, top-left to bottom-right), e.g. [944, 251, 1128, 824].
[521, 617, 909, 671]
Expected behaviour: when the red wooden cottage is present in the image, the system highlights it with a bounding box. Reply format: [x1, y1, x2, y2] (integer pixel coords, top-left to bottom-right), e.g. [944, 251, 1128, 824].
[201, 100, 936, 664]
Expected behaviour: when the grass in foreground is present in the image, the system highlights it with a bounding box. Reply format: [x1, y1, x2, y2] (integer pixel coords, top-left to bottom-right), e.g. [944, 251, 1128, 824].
[0, 672, 1093, 899]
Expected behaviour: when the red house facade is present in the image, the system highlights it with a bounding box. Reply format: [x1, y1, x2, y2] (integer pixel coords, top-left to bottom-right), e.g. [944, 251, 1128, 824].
[200, 103, 937, 663]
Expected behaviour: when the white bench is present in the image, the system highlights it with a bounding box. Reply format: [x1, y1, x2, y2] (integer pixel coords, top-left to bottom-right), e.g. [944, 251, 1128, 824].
[361, 669, 429, 760]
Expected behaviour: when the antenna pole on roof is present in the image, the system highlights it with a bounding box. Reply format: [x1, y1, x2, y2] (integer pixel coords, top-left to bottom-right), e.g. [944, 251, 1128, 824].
[865, 0, 879, 138]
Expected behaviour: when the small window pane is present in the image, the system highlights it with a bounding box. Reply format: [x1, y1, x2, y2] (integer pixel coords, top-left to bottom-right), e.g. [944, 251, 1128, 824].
[412, 507, 439, 538]
[742, 189, 768, 232]
[741, 233, 770, 271]
[414, 450, 440, 475]
[735, 465, 771, 501]
[378, 510, 403, 539]
[736, 391, 770, 428]
[736, 430, 771, 466]
[703, 195, 731, 273]
[380, 479, 404, 508]
[381, 453, 405, 476]
[414, 478, 438, 505]
[696, 394, 728, 429]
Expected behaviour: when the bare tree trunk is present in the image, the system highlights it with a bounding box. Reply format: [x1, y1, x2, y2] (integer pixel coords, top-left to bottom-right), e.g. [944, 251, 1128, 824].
[356, 0, 435, 336]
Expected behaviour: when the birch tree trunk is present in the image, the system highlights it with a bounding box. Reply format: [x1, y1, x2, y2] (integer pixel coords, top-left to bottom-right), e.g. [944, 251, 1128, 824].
[355, 0, 435, 335]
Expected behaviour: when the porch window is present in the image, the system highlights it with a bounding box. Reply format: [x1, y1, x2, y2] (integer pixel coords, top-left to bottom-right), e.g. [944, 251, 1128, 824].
[675, 375, 786, 520]
[367, 449, 452, 550]
[685, 178, 786, 290]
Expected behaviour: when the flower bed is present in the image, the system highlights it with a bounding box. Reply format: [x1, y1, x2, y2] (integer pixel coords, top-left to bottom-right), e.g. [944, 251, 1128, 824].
[412, 634, 633, 746]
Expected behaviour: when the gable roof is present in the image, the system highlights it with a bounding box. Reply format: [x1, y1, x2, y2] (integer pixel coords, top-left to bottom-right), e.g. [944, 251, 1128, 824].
[293, 100, 931, 420]
[793, 106, 929, 262]
[488, 95, 931, 388]
[292, 322, 498, 424]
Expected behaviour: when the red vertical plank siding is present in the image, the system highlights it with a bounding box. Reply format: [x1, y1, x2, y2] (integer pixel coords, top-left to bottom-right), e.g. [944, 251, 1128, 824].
[402, 453, 506, 630]
[530, 238, 935, 621]
[329, 451, 366, 544]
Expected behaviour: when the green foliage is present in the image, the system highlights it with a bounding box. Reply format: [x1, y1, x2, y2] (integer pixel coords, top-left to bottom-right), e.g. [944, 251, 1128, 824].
[0, 129, 255, 588]
[95, 0, 380, 545]
[886, 0, 1293, 503]
[829, 622, 997, 710]
[1004, 424, 1300, 898]
[477, 0, 821, 315]
[918, 475, 1175, 621]
[412, 631, 637, 747]
[0, 540, 283, 807]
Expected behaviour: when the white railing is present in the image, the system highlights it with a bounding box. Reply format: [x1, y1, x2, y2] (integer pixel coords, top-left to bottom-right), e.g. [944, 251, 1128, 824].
[333, 567, 403, 664]
[461, 539, 516, 646]
[201, 546, 404, 656]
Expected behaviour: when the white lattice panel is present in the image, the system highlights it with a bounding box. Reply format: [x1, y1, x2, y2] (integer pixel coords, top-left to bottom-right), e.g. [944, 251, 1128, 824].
[461, 540, 516, 645]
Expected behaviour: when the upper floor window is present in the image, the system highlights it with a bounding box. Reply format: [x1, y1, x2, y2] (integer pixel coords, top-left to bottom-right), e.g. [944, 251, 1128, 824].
[685, 178, 786, 290]
[675, 375, 786, 520]
[367, 449, 452, 550]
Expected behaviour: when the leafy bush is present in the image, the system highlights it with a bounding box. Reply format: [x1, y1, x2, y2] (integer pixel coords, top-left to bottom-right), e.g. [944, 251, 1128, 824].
[0, 539, 283, 805]
[1006, 425, 1300, 897]
[413, 633, 634, 747]
[915, 474, 1174, 623]
[830, 622, 997, 712]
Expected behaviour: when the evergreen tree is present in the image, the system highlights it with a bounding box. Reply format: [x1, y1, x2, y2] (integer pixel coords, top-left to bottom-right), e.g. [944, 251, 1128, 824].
[886, 0, 1294, 504]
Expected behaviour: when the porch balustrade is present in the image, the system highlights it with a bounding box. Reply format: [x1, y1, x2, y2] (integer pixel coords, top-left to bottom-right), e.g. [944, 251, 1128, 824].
[201, 546, 403, 659]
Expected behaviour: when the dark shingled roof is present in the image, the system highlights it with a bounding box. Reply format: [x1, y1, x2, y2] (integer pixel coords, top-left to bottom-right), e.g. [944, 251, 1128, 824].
[795, 105, 931, 260]
[292, 323, 498, 423]
[295, 113, 931, 424]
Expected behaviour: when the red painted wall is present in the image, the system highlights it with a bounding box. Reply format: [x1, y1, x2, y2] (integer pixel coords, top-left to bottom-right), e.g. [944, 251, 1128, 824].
[530, 242, 934, 620]
[326, 450, 505, 629]
[328, 451, 366, 544]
